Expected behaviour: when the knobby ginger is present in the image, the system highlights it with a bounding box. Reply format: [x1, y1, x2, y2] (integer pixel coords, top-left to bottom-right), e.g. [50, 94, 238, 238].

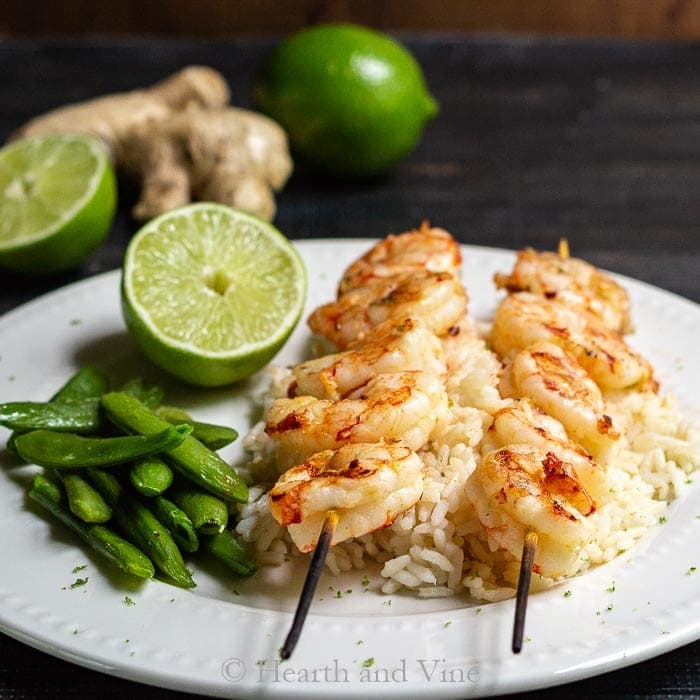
[14, 66, 293, 222]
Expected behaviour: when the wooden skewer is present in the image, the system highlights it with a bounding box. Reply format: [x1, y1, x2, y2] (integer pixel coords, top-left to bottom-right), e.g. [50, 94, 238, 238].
[280, 511, 338, 660]
[512, 530, 538, 654]
[557, 238, 570, 259]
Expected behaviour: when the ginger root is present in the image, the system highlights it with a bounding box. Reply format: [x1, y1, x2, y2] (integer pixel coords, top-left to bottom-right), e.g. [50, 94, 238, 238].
[14, 66, 293, 222]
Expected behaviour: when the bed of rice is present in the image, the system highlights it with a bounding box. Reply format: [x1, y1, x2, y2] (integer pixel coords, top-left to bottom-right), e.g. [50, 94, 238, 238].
[235, 322, 700, 602]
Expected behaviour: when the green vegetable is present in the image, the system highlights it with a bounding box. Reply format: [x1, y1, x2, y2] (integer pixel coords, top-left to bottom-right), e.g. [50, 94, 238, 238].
[0, 399, 101, 433]
[129, 457, 173, 497]
[169, 483, 228, 534]
[52, 366, 109, 402]
[14, 424, 192, 469]
[6, 365, 109, 456]
[29, 474, 154, 579]
[87, 470, 194, 588]
[101, 392, 247, 503]
[201, 530, 258, 577]
[61, 472, 112, 523]
[152, 496, 199, 553]
[157, 405, 238, 450]
[119, 378, 164, 409]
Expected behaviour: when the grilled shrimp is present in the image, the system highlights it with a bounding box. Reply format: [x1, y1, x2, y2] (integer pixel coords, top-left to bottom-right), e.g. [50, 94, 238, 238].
[494, 246, 632, 334]
[338, 223, 462, 295]
[465, 444, 592, 578]
[269, 442, 424, 552]
[482, 401, 605, 507]
[293, 317, 446, 401]
[265, 371, 449, 466]
[491, 293, 656, 392]
[500, 342, 620, 456]
[308, 270, 468, 349]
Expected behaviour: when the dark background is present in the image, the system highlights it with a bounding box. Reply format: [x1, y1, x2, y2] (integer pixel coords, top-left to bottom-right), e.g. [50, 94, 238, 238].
[0, 2, 699, 698]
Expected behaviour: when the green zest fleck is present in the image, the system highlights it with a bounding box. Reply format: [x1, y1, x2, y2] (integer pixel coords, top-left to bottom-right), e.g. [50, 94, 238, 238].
[356, 640, 364, 646]
[606, 581, 616, 593]
[361, 575, 370, 588]
[70, 577, 88, 589]
[72, 564, 87, 574]
[607, 604, 614, 611]
[689, 566, 697, 575]
[362, 657, 375, 668]
[658, 516, 667, 524]
[123, 596, 136, 606]
[383, 599, 392, 606]
[335, 590, 342, 599]
[444, 621, 452, 628]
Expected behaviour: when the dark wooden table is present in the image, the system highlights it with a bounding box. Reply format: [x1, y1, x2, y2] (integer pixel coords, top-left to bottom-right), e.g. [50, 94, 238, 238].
[0, 35, 698, 699]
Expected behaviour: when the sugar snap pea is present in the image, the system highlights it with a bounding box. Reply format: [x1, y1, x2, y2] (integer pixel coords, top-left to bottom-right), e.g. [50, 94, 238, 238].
[29, 474, 154, 579]
[156, 406, 238, 450]
[168, 483, 229, 534]
[52, 366, 109, 403]
[201, 530, 258, 577]
[101, 392, 247, 503]
[120, 378, 164, 409]
[61, 472, 112, 523]
[14, 424, 192, 469]
[129, 457, 174, 497]
[87, 469, 195, 588]
[3, 366, 109, 438]
[0, 399, 101, 433]
[152, 496, 199, 553]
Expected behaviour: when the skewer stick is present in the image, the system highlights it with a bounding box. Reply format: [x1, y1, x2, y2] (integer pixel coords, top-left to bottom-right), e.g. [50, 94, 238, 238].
[512, 530, 538, 654]
[557, 238, 570, 259]
[280, 511, 338, 660]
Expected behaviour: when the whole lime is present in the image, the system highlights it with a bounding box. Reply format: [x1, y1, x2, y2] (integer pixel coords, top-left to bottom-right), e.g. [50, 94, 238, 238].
[253, 24, 438, 177]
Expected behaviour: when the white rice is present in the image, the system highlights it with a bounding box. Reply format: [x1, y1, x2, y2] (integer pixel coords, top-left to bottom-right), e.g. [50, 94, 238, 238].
[235, 322, 700, 601]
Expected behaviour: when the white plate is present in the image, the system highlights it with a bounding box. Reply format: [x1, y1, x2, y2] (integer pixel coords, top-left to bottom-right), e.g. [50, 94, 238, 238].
[0, 240, 698, 698]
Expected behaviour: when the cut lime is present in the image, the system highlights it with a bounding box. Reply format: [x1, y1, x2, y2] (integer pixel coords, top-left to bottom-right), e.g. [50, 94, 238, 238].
[0, 133, 116, 274]
[121, 203, 307, 387]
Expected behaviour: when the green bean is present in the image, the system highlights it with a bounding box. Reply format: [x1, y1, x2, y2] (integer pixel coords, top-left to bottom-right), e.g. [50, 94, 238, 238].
[0, 399, 101, 433]
[129, 457, 174, 497]
[201, 530, 258, 577]
[29, 474, 154, 579]
[168, 483, 228, 534]
[87, 470, 195, 588]
[119, 378, 164, 409]
[152, 496, 199, 553]
[62, 472, 112, 523]
[157, 406, 238, 450]
[14, 424, 192, 469]
[101, 392, 247, 503]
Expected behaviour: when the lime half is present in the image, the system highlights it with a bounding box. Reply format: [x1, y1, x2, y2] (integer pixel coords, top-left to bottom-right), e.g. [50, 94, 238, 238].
[122, 203, 307, 387]
[0, 133, 116, 274]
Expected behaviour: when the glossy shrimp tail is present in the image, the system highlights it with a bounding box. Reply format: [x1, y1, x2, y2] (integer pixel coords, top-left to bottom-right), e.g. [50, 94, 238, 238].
[280, 511, 339, 660]
[512, 531, 538, 654]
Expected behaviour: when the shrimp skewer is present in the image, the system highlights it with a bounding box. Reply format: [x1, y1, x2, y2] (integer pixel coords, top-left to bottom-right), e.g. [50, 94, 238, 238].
[271, 225, 465, 657]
